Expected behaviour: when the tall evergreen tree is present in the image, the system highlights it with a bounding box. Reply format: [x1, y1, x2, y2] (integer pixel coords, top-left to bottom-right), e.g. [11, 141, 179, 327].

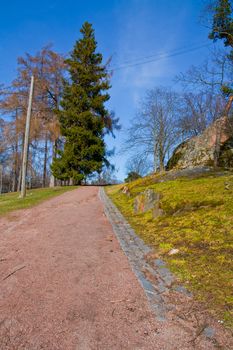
[51, 22, 113, 183]
[208, 1, 233, 166]
[209, 0, 233, 47]
[209, 0, 233, 97]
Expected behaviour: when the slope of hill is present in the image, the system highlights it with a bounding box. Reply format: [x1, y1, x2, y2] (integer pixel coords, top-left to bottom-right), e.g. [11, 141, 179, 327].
[106, 168, 233, 328]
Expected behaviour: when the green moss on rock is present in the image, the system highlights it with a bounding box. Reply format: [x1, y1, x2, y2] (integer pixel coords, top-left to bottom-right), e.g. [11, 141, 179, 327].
[166, 141, 187, 170]
[219, 137, 233, 168]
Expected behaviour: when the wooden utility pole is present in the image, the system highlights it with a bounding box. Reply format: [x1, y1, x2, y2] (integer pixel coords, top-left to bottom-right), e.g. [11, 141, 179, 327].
[0, 164, 3, 194]
[20, 75, 34, 198]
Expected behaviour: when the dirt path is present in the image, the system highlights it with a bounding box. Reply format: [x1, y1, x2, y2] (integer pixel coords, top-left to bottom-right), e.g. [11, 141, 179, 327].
[0, 187, 230, 349]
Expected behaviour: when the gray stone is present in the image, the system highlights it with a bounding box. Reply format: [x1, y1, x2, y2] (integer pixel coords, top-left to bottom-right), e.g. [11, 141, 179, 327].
[122, 186, 130, 197]
[153, 205, 164, 219]
[134, 189, 163, 218]
[134, 194, 144, 213]
[174, 285, 192, 297]
[168, 248, 180, 255]
[154, 259, 166, 267]
[157, 267, 174, 287]
[144, 189, 161, 211]
[203, 326, 215, 339]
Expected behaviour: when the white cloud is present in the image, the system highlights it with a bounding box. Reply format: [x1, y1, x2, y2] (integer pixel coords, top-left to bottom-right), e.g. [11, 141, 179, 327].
[112, 0, 184, 103]
[118, 54, 175, 88]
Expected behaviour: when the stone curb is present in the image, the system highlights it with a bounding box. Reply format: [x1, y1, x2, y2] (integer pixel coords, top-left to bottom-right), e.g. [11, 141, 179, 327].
[99, 187, 174, 321]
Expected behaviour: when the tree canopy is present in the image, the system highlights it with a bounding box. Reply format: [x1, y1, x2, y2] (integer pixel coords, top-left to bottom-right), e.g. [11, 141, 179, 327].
[51, 22, 114, 183]
[209, 0, 233, 47]
[209, 0, 233, 96]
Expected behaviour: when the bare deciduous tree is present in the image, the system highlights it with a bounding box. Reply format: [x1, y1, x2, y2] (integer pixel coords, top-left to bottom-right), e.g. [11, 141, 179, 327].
[176, 47, 233, 88]
[125, 154, 152, 176]
[178, 91, 225, 138]
[176, 48, 233, 165]
[0, 46, 65, 192]
[124, 87, 180, 172]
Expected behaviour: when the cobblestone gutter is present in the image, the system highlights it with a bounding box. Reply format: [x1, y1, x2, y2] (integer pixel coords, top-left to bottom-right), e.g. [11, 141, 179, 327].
[99, 187, 177, 322]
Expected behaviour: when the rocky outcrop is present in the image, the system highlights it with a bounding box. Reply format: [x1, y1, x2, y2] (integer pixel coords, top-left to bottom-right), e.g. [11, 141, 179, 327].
[218, 137, 233, 168]
[121, 185, 131, 197]
[134, 189, 163, 218]
[167, 117, 233, 170]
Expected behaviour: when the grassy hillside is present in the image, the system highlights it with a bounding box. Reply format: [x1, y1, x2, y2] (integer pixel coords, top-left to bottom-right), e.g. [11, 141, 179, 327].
[0, 186, 77, 216]
[106, 170, 233, 328]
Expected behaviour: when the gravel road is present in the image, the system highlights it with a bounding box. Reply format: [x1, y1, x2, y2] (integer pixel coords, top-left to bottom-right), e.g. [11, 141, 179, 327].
[0, 187, 231, 349]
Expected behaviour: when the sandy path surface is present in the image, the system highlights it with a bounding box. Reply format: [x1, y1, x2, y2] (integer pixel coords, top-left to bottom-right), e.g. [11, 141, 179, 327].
[0, 187, 230, 349]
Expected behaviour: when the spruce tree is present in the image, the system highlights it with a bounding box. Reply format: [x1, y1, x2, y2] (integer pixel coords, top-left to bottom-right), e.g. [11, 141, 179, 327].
[209, 0, 233, 47]
[51, 22, 112, 183]
[209, 0, 233, 96]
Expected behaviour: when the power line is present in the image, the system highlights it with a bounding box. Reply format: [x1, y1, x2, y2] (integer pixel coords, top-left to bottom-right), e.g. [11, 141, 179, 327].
[112, 43, 212, 71]
[0, 42, 212, 86]
[114, 41, 209, 65]
[112, 43, 211, 70]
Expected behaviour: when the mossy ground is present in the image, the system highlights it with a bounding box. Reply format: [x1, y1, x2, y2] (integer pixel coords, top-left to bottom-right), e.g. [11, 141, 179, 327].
[0, 186, 77, 216]
[106, 172, 233, 328]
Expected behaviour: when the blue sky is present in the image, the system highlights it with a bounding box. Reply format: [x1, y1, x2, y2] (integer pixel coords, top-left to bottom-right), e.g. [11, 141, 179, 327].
[0, 0, 214, 180]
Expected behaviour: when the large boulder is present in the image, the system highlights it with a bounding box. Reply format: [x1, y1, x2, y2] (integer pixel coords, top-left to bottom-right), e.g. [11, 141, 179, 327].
[167, 117, 232, 170]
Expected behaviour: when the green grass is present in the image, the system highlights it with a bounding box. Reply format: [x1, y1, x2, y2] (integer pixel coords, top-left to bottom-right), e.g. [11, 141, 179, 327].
[0, 186, 78, 216]
[107, 172, 233, 329]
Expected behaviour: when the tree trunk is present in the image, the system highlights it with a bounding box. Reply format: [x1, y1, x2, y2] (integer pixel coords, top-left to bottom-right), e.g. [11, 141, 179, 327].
[159, 145, 165, 172]
[12, 142, 19, 192]
[159, 156, 165, 172]
[12, 163, 17, 192]
[17, 165, 22, 192]
[214, 121, 222, 168]
[17, 137, 24, 192]
[159, 162, 165, 172]
[12, 109, 19, 192]
[0, 165, 3, 195]
[153, 143, 158, 172]
[224, 95, 233, 116]
[43, 133, 48, 188]
[50, 139, 58, 187]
